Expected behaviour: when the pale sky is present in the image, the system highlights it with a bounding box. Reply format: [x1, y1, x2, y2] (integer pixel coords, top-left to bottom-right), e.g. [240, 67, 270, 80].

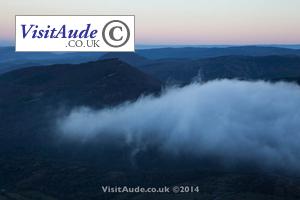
[1, 0, 300, 45]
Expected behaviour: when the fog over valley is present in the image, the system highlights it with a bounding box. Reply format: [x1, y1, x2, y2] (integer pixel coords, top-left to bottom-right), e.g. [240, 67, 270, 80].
[58, 79, 300, 173]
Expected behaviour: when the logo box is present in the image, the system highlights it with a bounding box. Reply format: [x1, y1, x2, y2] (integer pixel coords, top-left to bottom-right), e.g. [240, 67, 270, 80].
[15, 15, 135, 52]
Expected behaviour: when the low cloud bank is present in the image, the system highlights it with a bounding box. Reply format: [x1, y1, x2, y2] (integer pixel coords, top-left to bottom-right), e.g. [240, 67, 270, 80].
[58, 79, 300, 172]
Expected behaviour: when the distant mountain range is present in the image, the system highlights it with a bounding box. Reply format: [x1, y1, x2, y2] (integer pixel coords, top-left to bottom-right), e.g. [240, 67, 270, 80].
[2, 46, 300, 75]
[0, 47, 104, 74]
[99, 52, 300, 84]
[140, 55, 300, 83]
[137, 46, 300, 59]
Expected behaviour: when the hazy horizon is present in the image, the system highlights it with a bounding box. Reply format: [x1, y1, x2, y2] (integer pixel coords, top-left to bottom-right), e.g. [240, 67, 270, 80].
[1, 43, 300, 50]
[2, 0, 300, 45]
